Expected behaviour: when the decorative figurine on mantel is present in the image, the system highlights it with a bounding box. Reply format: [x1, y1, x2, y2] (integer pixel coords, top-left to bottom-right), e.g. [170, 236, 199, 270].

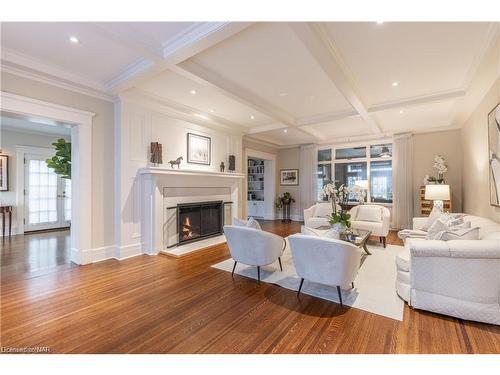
[228, 155, 235, 172]
[169, 156, 183, 169]
[150, 142, 162, 166]
[220, 161, 225, 172]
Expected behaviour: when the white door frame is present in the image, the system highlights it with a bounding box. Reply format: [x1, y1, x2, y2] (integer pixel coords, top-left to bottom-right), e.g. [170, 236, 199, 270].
[243, 148, 277, 220]
[1, 91, 94, 265]
[16, 146, 71, 232]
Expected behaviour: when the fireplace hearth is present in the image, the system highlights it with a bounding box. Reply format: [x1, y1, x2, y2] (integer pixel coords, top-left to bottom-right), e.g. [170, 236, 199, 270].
[178, 201, 223, 245]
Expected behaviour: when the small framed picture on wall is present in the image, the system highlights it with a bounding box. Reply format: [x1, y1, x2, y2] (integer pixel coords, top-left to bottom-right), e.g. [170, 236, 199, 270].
[280, 169, 299, 186]
[187, 133, 211, 165]
[0, 154, 9, 191]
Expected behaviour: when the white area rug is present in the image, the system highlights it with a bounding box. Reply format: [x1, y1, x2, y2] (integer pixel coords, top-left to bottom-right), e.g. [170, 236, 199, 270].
[211, 239, 405, 321]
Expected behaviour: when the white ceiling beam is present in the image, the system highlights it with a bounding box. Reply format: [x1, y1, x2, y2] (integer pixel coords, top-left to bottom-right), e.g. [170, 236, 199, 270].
[290, 22, 382, 134]
[105, 22, 253, 93]
[174, 60, 296, 125]
[247, 123, 288, 134]
[368, 89, 466, 113]
[174, 61, 323, 140]
[296, 109, 359, 127]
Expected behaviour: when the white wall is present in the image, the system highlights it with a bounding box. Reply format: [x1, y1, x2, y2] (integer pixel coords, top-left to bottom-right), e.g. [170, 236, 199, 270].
[0, 129, 70, 234]
[114, 97, 243, 255]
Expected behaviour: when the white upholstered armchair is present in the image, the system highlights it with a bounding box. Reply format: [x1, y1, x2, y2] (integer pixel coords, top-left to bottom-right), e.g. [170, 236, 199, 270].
[288, 234, 362, 306]
[349, 205, 391, 247]
[304, 202, 342, 229]
[223, 225, 285, 283]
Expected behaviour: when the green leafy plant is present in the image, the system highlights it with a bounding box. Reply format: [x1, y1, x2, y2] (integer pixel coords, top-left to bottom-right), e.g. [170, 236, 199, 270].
[275, 192, 295, 209]
[46, 138, 71, 179]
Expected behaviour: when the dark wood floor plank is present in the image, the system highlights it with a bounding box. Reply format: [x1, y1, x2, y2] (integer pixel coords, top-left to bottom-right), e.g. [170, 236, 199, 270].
[1, 221, 499, 353]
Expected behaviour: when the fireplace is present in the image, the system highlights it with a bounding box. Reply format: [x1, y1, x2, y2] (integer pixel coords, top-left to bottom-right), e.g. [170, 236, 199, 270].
[178, 201, 224, 245]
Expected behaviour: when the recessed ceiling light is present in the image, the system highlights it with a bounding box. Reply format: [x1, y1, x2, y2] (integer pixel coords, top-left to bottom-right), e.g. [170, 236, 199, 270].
[392, 81, 399, 87]
[399, 109, 404, 114]
[190, 89, 197, 95]
[69, 36, 79, 44]
[250, 115, 255, 120]
[283, 129, 288, 133]
[209, 109, 215, 113]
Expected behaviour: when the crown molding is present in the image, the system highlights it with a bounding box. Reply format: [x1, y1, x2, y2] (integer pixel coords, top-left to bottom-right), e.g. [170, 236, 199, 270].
[104, 58, 155, 90]
[1, 50, 115, 102]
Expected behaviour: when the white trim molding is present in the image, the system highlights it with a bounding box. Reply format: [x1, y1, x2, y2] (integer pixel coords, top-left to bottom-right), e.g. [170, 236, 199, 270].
[1, 91, 95, 265]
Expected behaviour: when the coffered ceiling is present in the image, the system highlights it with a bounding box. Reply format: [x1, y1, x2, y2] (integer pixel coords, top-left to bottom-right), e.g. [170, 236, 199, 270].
[1, 21, 498, 146]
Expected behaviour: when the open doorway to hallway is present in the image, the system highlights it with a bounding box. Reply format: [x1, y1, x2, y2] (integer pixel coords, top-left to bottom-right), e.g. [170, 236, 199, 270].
[245, 149, 277, 220]
[0, 112, 73, 276]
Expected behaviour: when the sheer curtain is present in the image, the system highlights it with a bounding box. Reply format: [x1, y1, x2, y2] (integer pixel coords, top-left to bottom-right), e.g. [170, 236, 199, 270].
[392, 133, 414, 229]
[299, 144, 318, 218]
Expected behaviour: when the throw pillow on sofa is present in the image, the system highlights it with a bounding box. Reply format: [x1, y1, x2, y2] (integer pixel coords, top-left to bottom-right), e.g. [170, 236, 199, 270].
[233, 217, 262, 230]
[426, 216, 469, 240]
[314, 203, 333, 218]
[422, 206, 442, 230]
[356, 206, 382, 222]
[441, 226, 480, 241]
[301, 225, 340, 239]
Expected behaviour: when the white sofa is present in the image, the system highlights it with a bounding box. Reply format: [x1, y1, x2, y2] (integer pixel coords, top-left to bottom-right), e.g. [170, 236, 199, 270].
[224, 225, 285, 283]
[395, 215, 500, 325]
[304, 202, 341, 229]
[288, 233, 362, 307]
[349, 205, 391, 247]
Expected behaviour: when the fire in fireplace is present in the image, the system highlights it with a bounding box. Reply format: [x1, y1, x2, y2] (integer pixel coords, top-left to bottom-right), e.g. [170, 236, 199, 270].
[178, 201, 223, 245]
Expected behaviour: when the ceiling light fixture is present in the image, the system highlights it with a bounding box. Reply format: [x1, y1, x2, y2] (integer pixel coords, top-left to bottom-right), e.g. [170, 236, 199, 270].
[392, 81, 399, 87]
[380, 146, 392, 158]
[69, 36, 79, 44]
[190, 89, 197, 95]
[399, 109, 404, 114]
[250, 115, 255, 120]
[210, 109, 215, 113]
[283, 129, 288, 133]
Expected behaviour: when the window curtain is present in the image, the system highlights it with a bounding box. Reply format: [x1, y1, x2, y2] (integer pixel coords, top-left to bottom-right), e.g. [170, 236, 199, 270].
[392, 133, 414, 229]
[299, 144, 318, 218]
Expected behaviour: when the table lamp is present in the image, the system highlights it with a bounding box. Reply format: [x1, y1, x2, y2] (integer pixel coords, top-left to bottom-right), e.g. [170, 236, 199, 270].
[425, 184, 450, 212]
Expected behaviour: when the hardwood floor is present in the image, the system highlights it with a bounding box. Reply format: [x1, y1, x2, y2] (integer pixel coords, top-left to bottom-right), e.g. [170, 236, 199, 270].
[1, 221, 499, 354]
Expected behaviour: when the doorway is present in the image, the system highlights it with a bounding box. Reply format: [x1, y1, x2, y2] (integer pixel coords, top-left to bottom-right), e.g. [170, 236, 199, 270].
[0, 91, 93, 265]
[23, 151, 71, 232]
[244, 149, 277, 220]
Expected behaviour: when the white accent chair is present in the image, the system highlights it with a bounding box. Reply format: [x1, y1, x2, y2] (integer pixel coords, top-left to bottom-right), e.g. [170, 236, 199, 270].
[288, 234, 362, 306]
[396, 215, 500, 325]
[223, 225, 285, 283]
[349, 205, 391, 247]
[304, 202, 341, 229]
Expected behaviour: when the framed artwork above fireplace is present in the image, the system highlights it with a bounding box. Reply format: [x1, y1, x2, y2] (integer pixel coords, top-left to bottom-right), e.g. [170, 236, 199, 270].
[187, 132, 211, 165]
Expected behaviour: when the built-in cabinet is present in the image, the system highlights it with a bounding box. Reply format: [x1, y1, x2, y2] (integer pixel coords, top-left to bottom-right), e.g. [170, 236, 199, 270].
[248, 157, 276, 218]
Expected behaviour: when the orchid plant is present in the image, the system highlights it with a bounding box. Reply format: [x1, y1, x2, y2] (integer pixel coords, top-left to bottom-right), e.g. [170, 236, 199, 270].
[433, 155, 448, 182]
[320, 182, 366, 229]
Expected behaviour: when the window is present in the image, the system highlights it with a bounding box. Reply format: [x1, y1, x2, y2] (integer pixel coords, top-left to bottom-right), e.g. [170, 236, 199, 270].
[317, 164, 332, 201]
[370, 143, 392, 158]
[317, 141, 393, 204]
[370, 160, 392, 203]
[334, 162, 367, 202]
[335, 146, 366, 160]
[318, 148, 332, 162]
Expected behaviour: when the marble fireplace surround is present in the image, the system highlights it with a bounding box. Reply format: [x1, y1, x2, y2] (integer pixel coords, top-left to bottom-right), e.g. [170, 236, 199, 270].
[139, 167, 245, 255]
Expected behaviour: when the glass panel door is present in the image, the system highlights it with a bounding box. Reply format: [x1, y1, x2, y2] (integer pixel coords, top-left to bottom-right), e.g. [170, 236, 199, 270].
[24, 154, 71, 232]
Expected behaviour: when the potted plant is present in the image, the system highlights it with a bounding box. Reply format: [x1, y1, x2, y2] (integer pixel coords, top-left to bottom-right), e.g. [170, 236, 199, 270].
[276, 192, 295, 223]
[321, 182, 365, 232]
[46, 138, 71, 179]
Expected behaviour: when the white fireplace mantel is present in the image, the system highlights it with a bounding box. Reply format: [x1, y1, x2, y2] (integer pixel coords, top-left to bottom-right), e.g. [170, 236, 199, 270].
[139, 166, 244, 255]
[138, 166, 245, 179]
